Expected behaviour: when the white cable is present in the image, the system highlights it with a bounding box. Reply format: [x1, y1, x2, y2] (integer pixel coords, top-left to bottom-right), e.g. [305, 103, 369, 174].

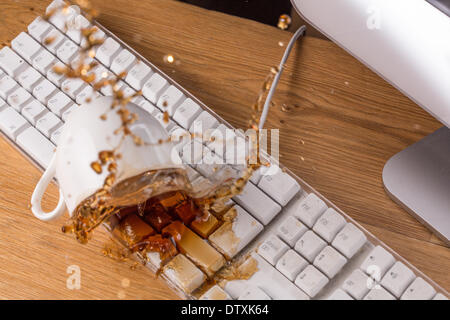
[258, 26, 307, 130]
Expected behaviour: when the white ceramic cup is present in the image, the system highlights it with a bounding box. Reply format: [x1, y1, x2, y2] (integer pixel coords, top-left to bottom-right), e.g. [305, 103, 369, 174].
[31, 96, 182, 221]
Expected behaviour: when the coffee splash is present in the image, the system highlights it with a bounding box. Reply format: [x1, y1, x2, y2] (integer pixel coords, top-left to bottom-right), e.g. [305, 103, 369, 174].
[45, 1, 278, 283]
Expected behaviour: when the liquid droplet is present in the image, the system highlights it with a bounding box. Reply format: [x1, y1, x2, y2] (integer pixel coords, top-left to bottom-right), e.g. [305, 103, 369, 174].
[164, 54, 175, 64]
[121, 278, 130, 288]
[91, 161, 102, 174]
[277, 14, 292, 30]
[117, 290, 126, 299]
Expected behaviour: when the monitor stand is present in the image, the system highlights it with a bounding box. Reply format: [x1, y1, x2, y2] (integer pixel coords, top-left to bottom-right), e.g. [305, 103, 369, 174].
[383, 127, 450, 245]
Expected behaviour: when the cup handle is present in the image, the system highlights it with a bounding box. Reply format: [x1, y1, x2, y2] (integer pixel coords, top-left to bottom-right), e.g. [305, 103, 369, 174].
[31, 154, 66, 221]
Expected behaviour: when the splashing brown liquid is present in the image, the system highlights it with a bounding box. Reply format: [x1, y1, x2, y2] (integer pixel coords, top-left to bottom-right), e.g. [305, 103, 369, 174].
[47, 0, 279, 283]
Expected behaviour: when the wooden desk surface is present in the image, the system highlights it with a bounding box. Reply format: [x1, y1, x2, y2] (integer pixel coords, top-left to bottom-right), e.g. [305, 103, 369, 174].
[0, 0, 448, 299]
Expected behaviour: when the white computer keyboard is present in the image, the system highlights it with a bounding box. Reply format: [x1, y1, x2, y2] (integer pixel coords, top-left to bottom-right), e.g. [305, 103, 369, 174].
[0, 0, 448, 300]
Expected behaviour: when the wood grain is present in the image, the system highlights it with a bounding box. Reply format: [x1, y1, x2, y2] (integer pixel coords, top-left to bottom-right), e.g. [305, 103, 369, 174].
[0, 0, 448, 299]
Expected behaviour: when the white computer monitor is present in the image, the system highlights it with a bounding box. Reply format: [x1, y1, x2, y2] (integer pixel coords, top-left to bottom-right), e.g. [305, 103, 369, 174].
[292, 0, 450, 244]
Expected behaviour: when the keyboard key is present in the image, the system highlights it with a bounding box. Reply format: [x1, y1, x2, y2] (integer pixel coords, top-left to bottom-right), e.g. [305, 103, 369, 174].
[327, 289, 354, 300]
[170, 127, 190, 154]
[46, 0, 66, 14]
[190, 110, 219, 137]
[155, 111, 175, 131]
[28, 17, 52, 42]
[295, 265, 329, 298]
[17, 66, 43, 91]
[0, 97, 6, 111]
[66, 15, 90, 44]
[33, 49, 57, 75]
[89, 64, 112, 84]
[332, 223, 367, 259]
[134, 97, 156, 116]
[142, 73, 168, 103]
[225, 135, 247, 165]
[135, 98, 158, 116]
[17, 126, 55, 168]
[43, 27, 66, 54]
[293, 193, 328, 227]
[157, 85, 185, 116]
[209, 205, 263, 259]
[195, 149, 227, 177]
[47, 91, 72, 116]
[0, 47, 27, 77]
[258, 235, 289, 265]
[163, 221, 225, 277]
[111, 49, 136, 75]
[22, 100, 47, 125]
[119, 82, 136, 98]
[238, 287, 272, 300]
[313, 208, 346, 243]
[342, 269, 370, 299]
[433, 293, 449, 300]
[258, 166, 300, 206]
[0, 75, 18, 99]
[71, 52, 93, 69]
[360, 245, 395, 278]
[47, 61, 66, 86]
[33, 79, 57, 104]
[381, 261, 416, 298]
[36, 112, 62, 137]
[126, 61, 152, 90]
[0, 107, 30, 140]
[181, 139, 204, 164]
[199, 285, 231, 300]
[80, 26, 106, 48]
[50, 124, 64, 145]
[7, 87, 32, 112]
[47, 0, 77, 31]
[76, 85, 97, 104]
[62, 103, 77, 121]
[276, 215, 308, 246]
[163, 254, 206, 294]
[276, 249, 308, 281]
[363, 287, 396, 300]
[233, 182, 281, 225]
[250, 167, 263, 184]
[294, 230, 327, 262]
[401, 277, 436, 300]
[173, 98, 202, 129]
[205, 124, 229, 156]
[224, 253, 310, 300]
[57, 39, 79, 64]
[190, 213, 219, 238]
[95, 37, 121, 67]
[61, 78, 86, 99]
[11, 32, 42, 64]
[313, 246, 347, 278]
